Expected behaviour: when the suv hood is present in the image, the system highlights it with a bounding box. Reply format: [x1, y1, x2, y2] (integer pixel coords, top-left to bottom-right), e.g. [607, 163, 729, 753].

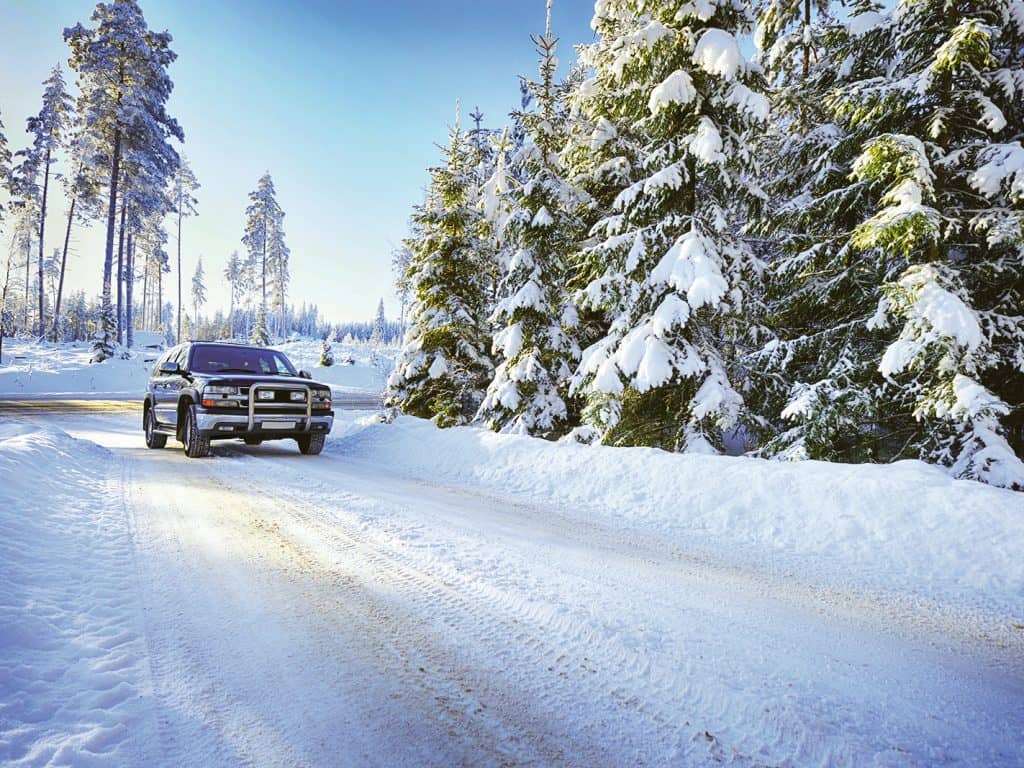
[198, 373, 330, 390]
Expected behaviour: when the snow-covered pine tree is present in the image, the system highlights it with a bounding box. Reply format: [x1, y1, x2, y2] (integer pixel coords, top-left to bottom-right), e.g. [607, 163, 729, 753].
[7, 154, 42, 336]
[242, 172, 283, 311]
[370, 298, 386, 345]
[65, 0, 183, 362]
[267, 216, 289, 338]
[477, 2, 584, 437]
[25, 65, 72, 338]
[51, 123, 103, 342]
[387, 110, 494, 427]
[746, 2, 902, 462]
[850, 0, 1024, 486]
[754, 0, 1023, 487]
[121, 127, 175, 348]
[567, 0, 769, 452]
[0, 117, 13, 363]
[250, 301, 270, 347]
[392, 246, 413, 336]
[224, 251, 243, 338]
[168, 156, 199, 343]
[0, 111, 10, 224]
[191, 257, 206, 328]
[319, 336, 334, 367]
[136, 211, 168, 332]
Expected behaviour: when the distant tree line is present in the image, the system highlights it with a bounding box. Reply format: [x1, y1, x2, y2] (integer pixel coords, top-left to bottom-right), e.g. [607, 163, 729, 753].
[0, 0, 321, 362]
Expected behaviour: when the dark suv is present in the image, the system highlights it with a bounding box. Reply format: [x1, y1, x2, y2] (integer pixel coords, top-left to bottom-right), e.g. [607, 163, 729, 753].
[144, 341, 334, 458]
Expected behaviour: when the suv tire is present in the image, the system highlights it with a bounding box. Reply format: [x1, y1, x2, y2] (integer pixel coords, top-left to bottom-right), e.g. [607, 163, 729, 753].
[182, 405, 211, 458]
[144, 405, 167, 449]
[243, 437, 263, 446]
[296, 433, 326, 455]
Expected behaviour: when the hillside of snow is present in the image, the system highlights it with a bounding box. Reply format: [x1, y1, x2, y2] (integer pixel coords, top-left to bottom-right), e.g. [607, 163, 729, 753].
[0, 339, 395, 399]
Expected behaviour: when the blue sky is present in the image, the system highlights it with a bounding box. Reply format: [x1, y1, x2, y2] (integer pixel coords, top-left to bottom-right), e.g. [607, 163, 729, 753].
[1, 0, 596, 324]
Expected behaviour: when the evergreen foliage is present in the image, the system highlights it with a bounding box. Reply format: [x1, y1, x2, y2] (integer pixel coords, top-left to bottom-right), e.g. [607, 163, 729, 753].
[250, 302, 270, 347]
[477, 2, 583, 438]
[65, 0, 183, 362]
[565, 0, 769, 452]
[319, 337, 334, 367]
[386, 110, 494, 427]
[191, 256, 206, 324]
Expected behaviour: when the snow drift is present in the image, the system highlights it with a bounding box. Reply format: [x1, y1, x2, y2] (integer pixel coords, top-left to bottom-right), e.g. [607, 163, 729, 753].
[333, 415, 1024, 616]
[0, 422, 153, 766]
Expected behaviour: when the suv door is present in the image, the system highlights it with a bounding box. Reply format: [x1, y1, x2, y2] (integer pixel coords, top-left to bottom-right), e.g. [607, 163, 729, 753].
[153, 345, 186, 427]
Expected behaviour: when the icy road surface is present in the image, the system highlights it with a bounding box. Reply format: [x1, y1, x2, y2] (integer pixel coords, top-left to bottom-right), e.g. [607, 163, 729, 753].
[2, 408, 1022, 767]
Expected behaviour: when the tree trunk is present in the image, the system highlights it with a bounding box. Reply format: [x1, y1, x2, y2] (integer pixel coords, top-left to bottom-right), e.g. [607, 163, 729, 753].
[23, 235, 31, 332]
[176, 195, 182, 343]
[116, 199, 126, 345]
[141, 250, 149, 331]
[38, 147, 52, 338]
[102, 128, 122, 334]
[51, 193, 77, 342]
[261, 213, 268, 306]
[0, 253, 13, 365]
[802, 0, 811, 79]
[126, 229, 134, 349]
[279, 261, 287, 339]
[158, 266, 163, 336]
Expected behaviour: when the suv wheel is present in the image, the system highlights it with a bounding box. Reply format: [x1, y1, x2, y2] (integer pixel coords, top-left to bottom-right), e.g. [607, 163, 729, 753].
[144, 406, 167, 449]
[243, 437, 263, 446]
[296, 433, 326, 455]
[182, 405, 211, 458]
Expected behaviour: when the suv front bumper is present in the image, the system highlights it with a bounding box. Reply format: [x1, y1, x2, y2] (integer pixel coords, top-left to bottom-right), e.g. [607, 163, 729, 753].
[195, 410, 334, 439]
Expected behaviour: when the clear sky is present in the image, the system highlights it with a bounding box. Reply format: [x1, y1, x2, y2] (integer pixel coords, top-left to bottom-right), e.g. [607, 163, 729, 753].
[0, 0, 596, 324]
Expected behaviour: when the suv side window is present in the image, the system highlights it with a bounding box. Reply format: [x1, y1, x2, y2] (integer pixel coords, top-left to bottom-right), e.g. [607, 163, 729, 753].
[152, 349, 172, 377]
[173, 345, 189, 370]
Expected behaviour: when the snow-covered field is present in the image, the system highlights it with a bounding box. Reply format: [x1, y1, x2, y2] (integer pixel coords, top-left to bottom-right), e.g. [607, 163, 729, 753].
[0, 338, 394, 399]
[1, 406, 1021, 767]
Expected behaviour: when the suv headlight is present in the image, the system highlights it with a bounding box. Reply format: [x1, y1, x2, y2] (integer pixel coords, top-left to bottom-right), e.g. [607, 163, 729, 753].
[290, 391, 305, 401]
[204, 385, 237, 395]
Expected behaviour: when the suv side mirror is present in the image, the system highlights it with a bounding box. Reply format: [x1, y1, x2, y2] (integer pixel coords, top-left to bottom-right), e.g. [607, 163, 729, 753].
[298, 369, 312, 380]
[159, 361, 182, 375]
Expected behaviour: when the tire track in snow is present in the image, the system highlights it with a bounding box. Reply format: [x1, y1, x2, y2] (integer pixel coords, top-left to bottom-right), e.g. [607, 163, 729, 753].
[205, 449, 812, 766]
[123, 443, 577, 767]
[211, 443, 1024, 767]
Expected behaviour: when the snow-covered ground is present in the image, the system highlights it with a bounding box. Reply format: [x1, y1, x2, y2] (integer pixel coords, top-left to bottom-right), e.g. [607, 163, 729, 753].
[0, 338, 394, 400]
[335, 415, 1024, 617]
[273, 337, 395, 395]
[1, 408, 1022, 767]
[0, 341, 155, 399]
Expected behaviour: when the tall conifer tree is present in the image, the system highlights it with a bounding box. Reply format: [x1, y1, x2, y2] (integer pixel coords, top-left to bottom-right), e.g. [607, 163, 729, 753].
[478, 2, 584, 437]
[387, 108, 494, 426]
[568, 0, 770, 451]
[65, 0, 183, 361]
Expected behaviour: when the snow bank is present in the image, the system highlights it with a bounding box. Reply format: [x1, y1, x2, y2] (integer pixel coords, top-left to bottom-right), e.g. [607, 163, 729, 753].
[0, 422, 154, 765]
[0, 340, 153, 398]
[334, 416, 1024, 615]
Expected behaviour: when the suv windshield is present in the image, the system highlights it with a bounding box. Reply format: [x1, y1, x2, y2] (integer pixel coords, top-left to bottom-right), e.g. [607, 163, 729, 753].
[190, 344, 298, 376]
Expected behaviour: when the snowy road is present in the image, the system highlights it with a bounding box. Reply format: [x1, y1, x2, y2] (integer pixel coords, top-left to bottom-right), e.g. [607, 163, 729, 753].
[4, 408, 1023, 767]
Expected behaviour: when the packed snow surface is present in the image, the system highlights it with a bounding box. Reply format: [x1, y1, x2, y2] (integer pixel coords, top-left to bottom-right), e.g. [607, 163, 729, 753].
[1, 408, 1021, 767]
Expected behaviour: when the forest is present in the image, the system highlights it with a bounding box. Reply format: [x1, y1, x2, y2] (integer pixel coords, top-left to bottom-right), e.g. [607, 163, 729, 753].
[387, 0, 1024, 489]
